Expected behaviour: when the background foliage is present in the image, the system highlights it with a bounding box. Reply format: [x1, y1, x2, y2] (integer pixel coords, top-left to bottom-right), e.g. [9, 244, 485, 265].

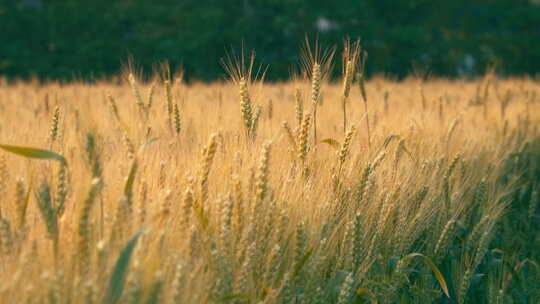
[1, 0, 539, 81]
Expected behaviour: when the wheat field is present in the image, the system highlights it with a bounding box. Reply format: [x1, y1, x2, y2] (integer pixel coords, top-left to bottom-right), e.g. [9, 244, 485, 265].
[0, 66, 539, 303]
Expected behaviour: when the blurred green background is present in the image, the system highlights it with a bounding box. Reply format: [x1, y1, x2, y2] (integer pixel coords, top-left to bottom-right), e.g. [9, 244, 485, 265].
[1, 0, 539, 81]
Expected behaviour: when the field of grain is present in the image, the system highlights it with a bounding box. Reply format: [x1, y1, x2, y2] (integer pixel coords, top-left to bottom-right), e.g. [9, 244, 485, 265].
[0, 70, 539, 303]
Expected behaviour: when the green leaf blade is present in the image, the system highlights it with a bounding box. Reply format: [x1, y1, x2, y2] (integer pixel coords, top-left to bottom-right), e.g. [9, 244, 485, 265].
[0, 144, 66, 164]
[103, 231, 143, 304]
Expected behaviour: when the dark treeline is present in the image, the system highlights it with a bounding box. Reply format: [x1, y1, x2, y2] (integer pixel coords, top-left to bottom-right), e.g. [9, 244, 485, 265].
[2, 0, 539, 81]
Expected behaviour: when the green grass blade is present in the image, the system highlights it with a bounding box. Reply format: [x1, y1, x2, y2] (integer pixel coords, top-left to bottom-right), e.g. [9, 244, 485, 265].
[402, 253, 450, 298]
[320, 138, 340, 149]
[123, 160, 138, 199]
[103, 231, 142, 304]
[138, 137, 159, 154]
[220, 293, 250, 302]
[380, 134, 399, 149]
[0, 144, 66, 164]
[293, 248, 313, 277]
